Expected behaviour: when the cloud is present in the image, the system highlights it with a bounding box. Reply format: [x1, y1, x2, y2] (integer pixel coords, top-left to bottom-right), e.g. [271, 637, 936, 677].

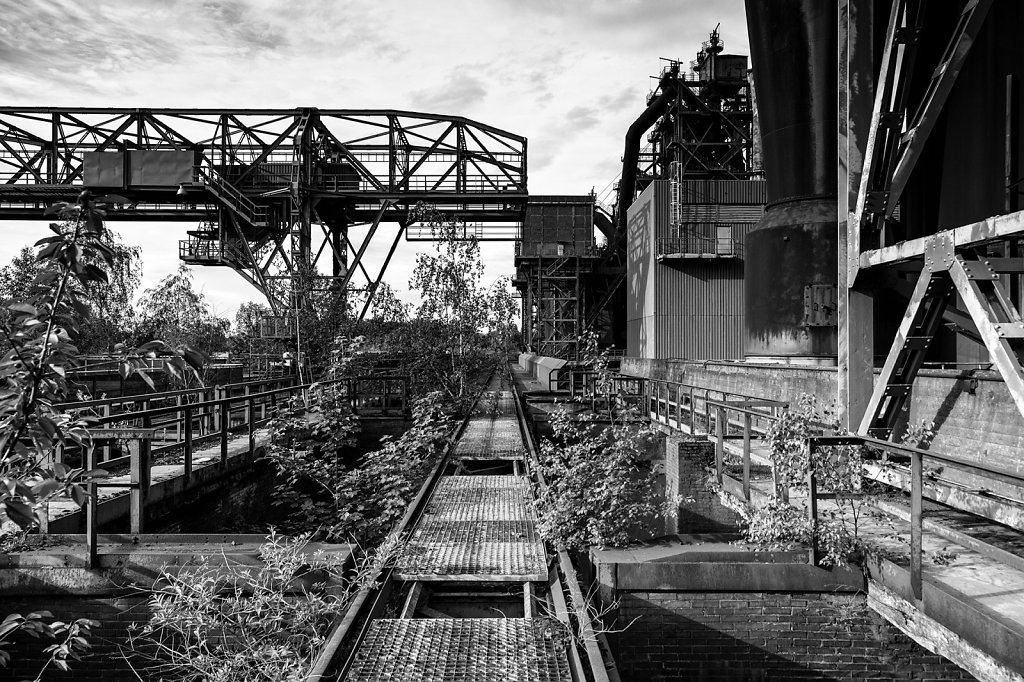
[0, 0, 178, 95]
[197, 0, 289, 56]
[0, 0, 750, 318]
[411, 70, 488, 113]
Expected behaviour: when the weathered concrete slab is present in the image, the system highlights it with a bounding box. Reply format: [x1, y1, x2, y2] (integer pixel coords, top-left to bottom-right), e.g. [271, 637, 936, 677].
[591, 537, 863, 594]
[44, 429, 270, 533]
[0, 534, 354, 596]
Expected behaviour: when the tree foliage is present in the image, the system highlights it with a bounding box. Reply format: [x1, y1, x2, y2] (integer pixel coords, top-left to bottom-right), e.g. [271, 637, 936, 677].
[0, 192, 205, 675]
[536, 332, 662, 550]
[267, 381, 455, 546]
[135, 264, 230, 357]
[406, 205, 518, 399]
[0, 229, 141, 354]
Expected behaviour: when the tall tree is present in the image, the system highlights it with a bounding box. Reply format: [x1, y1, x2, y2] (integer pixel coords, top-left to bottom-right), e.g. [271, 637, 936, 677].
[135, 264, 229, 356]
[0, 230, 141, 353]
[407, 207, 515, 398]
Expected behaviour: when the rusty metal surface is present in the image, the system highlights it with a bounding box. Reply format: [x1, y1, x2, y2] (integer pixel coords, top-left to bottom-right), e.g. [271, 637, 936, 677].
[344, 618, 572, 682]
[397, 475, 545, 581]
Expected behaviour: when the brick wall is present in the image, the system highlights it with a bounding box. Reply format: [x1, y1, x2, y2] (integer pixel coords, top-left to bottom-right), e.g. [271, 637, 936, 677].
[2, 595, 151, 680]
[664, 434, 741, 534]
[610, 590, 974, 681]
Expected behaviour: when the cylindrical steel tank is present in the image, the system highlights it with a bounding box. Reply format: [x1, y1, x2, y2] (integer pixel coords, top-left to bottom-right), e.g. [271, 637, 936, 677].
[743, 0, 838, 363]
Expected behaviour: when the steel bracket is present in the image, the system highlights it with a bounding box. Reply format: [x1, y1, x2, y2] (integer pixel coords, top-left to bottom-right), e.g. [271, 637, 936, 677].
[923, 233, 955, 272]
[958, 257, 1000, 281]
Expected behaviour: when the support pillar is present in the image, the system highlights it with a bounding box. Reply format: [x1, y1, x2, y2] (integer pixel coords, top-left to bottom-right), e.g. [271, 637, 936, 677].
[838, 0, 876, 430]
[664, 434, 741, 535]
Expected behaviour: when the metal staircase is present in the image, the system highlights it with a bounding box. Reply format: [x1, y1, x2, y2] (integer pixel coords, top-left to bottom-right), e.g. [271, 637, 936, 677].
[196, 166, 268, 228]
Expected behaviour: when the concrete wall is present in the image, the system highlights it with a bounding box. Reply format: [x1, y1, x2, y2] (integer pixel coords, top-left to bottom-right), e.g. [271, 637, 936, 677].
[611, 590, 975, 681]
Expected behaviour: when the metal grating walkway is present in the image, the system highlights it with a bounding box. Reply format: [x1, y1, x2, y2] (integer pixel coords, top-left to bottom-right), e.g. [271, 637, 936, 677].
[345, 618, 572, 682]
[454, 391, 525, 460]
[344, 384, 570, 680]
[397, 476, 547, 581]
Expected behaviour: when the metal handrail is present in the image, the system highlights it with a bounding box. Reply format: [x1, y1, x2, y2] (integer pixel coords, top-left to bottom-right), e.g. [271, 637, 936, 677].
[809, 434, 1024, 603]
[643, 375, 1024, 604]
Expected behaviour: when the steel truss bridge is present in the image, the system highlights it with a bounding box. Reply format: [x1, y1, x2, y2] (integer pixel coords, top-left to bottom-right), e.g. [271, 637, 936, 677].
[0, 107, 527, 317]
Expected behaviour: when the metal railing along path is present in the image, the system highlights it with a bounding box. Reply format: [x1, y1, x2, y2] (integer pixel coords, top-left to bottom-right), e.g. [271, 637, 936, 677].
[636, 374, 1024, 607]
[48, 376, 410, 567]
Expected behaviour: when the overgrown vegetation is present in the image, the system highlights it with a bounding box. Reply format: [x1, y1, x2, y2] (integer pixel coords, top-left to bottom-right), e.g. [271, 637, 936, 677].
[264, 335, 457, 545]
[0, 196, 519, 677]
[125, 532, 399, 681]
[536, 332, 662, 550]
[0, 192, 204, 676]
[720, 394, 935, 567]
[262, 205, 515, 544]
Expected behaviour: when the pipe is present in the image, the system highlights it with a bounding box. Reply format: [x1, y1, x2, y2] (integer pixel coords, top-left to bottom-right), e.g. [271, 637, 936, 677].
[743, 0, 839, 362]
[593, 205, 615, 242]
[615, 76, 678, 240]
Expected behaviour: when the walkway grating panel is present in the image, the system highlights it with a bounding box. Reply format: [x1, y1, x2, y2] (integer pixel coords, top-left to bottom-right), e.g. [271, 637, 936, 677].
[413, 518, 538, 544]
[453, 392, 526, 460]
[426, 499, 532, 522]
[344, 618, 572, 682]
[397, 540, 547, 581]
[398, 475, 546, 581]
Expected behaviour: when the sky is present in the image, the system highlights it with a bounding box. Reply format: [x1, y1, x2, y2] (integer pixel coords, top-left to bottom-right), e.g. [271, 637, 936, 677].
[0, 0, 748, 324]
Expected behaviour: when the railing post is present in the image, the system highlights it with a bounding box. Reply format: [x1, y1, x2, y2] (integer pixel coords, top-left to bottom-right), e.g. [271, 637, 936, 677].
[183, 405, 193, 482]
[212, 386, 223, 431]
[175, 395, 183, 443]
[715, 405, 725, 484]
[86, 445, 98, 569]
[807, 465, 819, 566]
[689, 386, 696, 433]
[244, 384, 252, 426]
[247, 389, 255, 456]
[130, 432, 150, 534]
[220, 398, 229, 467]
[911, 450, 923, 602]
[101, 404, 111, 463]
[675, 384, 682, 427]
[705, 390, 712, 433]
[39, 443, 63, 535]
[742, 412, 751, 501]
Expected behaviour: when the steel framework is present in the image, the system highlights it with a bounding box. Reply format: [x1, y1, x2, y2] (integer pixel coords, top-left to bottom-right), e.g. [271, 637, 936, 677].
[839, 0, 1024, 436]
[0, 107, 527, 316]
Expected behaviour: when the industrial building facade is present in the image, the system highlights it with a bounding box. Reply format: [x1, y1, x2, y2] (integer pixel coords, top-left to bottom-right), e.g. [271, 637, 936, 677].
[626, 179, 764, 359]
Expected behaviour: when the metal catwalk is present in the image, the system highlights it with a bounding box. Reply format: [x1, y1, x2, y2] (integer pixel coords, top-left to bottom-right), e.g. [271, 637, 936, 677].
[339, 380, 572, 682]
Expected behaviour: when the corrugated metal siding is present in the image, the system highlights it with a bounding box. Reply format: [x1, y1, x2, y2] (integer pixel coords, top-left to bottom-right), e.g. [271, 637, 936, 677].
[628, 180, 758, 360]
[719, 205, 764, 221]
[657, 315, 744, 360]
[650, 180, 672, 239]
[679, 180, 767, 204]
[654, 257, 745, 360]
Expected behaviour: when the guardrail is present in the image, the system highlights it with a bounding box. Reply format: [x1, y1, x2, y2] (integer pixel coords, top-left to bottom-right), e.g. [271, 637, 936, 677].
[808, 434, 1024, 602]
[50, 378, 324, 567]
[640, 375, 1024, 599]
[50, 376, 411, 566]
